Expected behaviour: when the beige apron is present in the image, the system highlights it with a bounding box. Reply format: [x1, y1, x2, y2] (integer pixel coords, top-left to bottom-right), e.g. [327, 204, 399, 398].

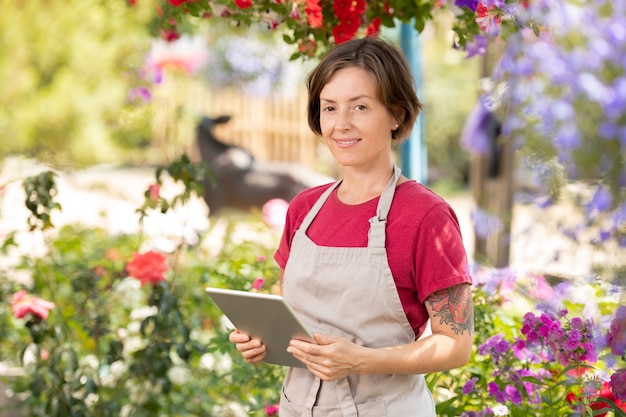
[281, 165, 436, 417]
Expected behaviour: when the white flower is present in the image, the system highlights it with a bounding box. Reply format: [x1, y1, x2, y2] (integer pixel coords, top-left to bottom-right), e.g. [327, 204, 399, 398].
[215, 353, 233, 374]
[112, 278, 143, 307]
[130, 305, 158, 321]
[493, 404, 510, 416]
[199, 353, 216, 370]
[80, 354, 100, 370]
[110, 360, 127, 378]
[167, 366, 190, 385]
[85, 393, 99, 407]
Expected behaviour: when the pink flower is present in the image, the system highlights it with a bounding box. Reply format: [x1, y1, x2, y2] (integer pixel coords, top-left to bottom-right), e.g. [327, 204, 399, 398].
[528, 274, 554, 300]
[11, 290, 55, 320]
[252, 278, 265, 290]
[145, 36, 209, 77]
[148, 183, 160, 201]
[289, 3, 300, 20]
[126, 251, 169, 286]
[262, 198, 289, 229]
[265, 404, 279, 415]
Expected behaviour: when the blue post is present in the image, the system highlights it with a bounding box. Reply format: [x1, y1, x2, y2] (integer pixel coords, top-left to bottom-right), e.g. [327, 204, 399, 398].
[399, 22, 427, 184]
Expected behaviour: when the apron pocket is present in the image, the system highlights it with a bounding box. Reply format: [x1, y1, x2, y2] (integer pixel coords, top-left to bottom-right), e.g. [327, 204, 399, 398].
[280, 389, 387, 417]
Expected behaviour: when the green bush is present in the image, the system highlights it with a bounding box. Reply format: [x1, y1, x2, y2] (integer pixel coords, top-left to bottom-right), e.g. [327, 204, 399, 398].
[1, 157, 624, 417]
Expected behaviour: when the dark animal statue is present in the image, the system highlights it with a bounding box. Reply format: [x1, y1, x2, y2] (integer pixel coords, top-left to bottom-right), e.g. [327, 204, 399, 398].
[196, 115, 332, 215]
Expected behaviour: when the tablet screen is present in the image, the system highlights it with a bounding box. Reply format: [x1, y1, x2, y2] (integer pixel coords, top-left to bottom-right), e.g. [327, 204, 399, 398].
[206, 287, 314, 368]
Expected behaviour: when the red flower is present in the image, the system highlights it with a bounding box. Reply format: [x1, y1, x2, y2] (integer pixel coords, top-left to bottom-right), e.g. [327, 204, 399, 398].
[332, 0, 365, 19]
[234, 0, 253, 9]
[566, 381, 626, 417]
[332, 16, 360, 44]
[168, 0, 187, 6]
[11, 290, 56, 321]
[126, 251, 169, 286]
[160, 28, 181, 42]
[305, 0, 323, 28]
[366, 17, 381, 37]
[475, 2, 502, 32]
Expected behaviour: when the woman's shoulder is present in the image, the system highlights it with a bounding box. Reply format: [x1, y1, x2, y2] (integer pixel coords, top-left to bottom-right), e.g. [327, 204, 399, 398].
[395, 180, 449, 208]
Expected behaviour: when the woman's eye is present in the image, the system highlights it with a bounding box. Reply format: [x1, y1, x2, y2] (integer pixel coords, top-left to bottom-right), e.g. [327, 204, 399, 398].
[355, 104, 366, 111]
[322, 106, 335, 112]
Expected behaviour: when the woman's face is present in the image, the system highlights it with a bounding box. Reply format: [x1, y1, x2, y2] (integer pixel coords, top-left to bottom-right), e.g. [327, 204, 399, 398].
[319, 66, 398, 169]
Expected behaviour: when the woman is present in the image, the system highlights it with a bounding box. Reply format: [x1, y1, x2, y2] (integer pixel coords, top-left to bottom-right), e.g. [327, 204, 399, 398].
[230, 36, 473, 416]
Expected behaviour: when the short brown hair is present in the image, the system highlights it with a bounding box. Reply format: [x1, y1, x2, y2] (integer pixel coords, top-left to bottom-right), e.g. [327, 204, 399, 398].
[306, 37, 422, 142]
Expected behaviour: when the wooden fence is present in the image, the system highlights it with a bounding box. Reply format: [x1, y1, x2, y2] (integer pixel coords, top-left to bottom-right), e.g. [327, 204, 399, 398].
[151, 78, 331, 172]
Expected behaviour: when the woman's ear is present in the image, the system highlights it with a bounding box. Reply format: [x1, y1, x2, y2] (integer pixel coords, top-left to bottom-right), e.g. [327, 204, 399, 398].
[394, 109, 406, 128]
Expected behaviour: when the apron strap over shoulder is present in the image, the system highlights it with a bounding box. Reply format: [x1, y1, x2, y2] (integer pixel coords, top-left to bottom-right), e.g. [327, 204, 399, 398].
[368, 164, 401, 249]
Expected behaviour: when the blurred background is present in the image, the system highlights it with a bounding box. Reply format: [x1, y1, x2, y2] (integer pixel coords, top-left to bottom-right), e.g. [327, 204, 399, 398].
[0, 0, 478, 190]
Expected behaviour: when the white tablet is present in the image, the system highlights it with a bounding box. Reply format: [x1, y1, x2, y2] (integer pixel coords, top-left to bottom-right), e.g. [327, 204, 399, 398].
[205, 287, 314, 368]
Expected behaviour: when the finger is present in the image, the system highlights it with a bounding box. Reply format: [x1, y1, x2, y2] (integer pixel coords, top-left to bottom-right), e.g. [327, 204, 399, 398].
[242, 345, 266, 362]
[229, 331, 251, 343]
[236, 338, 263, 352]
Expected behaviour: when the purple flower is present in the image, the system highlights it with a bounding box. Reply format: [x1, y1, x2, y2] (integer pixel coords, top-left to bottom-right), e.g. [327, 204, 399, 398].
[460, 99, 497, 154]
[566, 329, 582, 351]
[466, 35, 489, 58]
[587, 185, 613, 213]
[455, 0, 478, 11]
[488, 382, 507, 403]
[610, 368, 626, 401]
[570, 317, 584, 330]
[505, 384, 522, 404]
[481, 0, 505, 7]
[127, 87, 152, 103]
[479, 334, 511, 360]
[606, 306, 626, 356]
[471, 208, 503, 238]
[462, 377, 479, 395]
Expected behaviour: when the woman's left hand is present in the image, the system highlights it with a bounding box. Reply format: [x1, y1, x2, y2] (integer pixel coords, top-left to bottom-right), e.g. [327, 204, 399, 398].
[287, 334, 365, 381]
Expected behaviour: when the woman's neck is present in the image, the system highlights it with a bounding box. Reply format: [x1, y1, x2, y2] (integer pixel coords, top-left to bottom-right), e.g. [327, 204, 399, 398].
[337, 163, 395, 205]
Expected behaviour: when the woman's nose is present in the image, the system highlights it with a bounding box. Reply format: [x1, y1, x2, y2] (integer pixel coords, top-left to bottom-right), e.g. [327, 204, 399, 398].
[334, 109, 351, 130]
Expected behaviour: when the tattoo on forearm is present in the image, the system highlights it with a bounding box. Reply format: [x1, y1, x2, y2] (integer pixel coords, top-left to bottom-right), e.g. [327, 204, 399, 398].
[426, 285, 474, 335]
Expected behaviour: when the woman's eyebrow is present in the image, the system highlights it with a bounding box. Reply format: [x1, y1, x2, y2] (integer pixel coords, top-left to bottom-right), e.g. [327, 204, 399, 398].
[320, 94, 371, 102]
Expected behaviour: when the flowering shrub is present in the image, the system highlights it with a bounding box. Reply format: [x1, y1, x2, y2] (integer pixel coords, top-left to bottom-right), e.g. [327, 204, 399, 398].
[429, 271, 626, 417]
[131, 0, 535, 59]
[490, 0, 626, 246]
[2, 156, 624, 416]
[0, 157, 285, 417]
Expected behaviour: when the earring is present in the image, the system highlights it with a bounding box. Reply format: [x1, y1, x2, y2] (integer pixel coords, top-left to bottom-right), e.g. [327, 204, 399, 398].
[394, 124, 399, 129]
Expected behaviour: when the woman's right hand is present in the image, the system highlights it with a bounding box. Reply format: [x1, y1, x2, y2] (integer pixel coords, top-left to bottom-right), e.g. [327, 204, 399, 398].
[229, 329, 267, 364]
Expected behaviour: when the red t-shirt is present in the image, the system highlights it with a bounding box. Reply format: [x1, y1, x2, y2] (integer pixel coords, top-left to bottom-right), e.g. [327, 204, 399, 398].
[274, 180, 472, 338]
